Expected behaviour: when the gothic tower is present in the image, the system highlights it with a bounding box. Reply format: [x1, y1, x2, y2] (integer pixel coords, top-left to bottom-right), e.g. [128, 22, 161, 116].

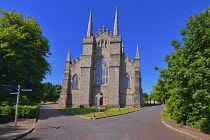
[58, 9, 144, 108]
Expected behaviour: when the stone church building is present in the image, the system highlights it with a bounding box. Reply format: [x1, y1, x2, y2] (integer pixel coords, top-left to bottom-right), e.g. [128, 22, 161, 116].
[59, 9, 144, 108]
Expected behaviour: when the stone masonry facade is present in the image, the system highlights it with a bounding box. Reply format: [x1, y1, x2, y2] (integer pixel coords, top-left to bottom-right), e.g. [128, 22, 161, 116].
[58, 9, 144, 108]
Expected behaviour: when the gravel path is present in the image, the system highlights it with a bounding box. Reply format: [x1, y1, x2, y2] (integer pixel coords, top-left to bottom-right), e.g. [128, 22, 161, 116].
[22, 104, 189, 140]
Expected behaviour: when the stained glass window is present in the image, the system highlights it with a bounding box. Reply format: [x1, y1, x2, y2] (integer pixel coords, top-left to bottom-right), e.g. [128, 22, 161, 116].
[95, 58, 108, 85]
[124, 74, 130, 88]
[72, 75, 79, 89]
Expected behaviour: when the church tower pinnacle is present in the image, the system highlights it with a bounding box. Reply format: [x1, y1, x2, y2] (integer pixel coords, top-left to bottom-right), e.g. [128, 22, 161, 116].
[135, 44, 140, 59]
[87, 10, 93, 37]
[59, 8, 144, 109]
[66, 49, 71, 62]
[113, 8, 119, 36]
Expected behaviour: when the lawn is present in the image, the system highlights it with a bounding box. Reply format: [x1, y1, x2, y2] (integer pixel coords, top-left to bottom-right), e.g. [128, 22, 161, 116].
[59, 107, 144, 119]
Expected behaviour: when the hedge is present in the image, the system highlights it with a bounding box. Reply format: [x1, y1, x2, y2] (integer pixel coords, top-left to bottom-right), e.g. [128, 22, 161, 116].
[0, 105, 39, 119]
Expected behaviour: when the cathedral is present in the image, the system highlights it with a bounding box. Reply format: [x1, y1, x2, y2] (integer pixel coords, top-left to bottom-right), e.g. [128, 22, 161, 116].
[58, 9, 144, 108]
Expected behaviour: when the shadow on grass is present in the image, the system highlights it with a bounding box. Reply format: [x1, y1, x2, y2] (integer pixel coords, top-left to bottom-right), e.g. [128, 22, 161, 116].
[37, 104, 146, 121]
[60, 107, 145, 119]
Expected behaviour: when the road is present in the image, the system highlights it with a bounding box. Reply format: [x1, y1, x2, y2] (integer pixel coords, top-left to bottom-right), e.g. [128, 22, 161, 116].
[22, 104, 189, 140]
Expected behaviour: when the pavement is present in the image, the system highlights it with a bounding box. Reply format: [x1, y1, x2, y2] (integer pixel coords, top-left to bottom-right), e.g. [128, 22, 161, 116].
[0, 118, 36, 140]
[0, 104, 209, 140]
[162, 120, 210, 140]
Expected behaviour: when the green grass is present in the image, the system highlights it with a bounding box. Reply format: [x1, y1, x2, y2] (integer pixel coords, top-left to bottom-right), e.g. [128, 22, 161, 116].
[59, 107, 143, 119]
[60, 108, 95, 116]
[39, 101, 56, 105]
[93, 112, 107, 118]
[104, 108, 121, 116]
[161, 108, 171, 120]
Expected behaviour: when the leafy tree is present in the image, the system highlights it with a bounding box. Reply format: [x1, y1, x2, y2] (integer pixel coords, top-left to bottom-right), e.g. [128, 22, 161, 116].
[142, 93, 149, 103]
[147, 94, 153, 104]
[52, 84, 62, 101]
[0, 9, 51, 105]
[152, 7, 210, 131]
[150, 77, 170, 104]
[41, 83, 54, 102]
[147, 93, 157, 104]
[41, 83, 61, 102]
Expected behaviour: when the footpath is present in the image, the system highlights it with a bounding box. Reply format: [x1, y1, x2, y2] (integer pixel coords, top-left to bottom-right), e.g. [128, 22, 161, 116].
[0, 118, 36, 140]
[0, 105, 209, 140]
[162, 120, 210, 140]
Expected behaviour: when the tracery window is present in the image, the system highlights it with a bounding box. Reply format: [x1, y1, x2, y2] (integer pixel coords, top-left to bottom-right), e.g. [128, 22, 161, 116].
[94, 58, 108, 85]
[72, 74, 79, 89]
[124, 74, 130, 88]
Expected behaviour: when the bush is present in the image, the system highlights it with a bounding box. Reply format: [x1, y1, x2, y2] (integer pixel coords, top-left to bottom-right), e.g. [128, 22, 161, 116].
[0, 106, 12, 116]
[0, 106, 14, 123]
[197, 118, 210, 132]
[18, 105, 39, 118]
[0, 105, 39, 120]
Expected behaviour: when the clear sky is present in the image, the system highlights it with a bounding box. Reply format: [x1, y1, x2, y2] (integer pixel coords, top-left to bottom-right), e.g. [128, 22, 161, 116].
[1, 0, 209, 93]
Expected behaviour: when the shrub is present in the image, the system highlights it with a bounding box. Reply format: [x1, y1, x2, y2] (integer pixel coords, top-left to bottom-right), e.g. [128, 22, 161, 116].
[196, 118, 210, 132]
[0, 106, 14, 123]
[18, 105, 39, 118]
[0, 106, 12, 116]
[0, 105, 39, 120]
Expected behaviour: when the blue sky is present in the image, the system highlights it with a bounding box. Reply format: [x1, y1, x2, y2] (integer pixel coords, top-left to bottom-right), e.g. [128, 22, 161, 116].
[1, 0, 209, 93]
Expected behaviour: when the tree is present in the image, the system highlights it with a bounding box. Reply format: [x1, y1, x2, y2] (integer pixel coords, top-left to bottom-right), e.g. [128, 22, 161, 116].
[41, 83, 61, 102]
[150, 77, 170, 104]
[52, 84, 62, 102]
[152, 7, 210, 131]
[142, 93, 149, 103]
[147, 93, 156, 104]
[0, 9, 51, 105]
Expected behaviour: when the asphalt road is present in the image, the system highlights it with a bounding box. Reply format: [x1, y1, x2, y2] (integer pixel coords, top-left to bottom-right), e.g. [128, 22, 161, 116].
[22, 104, 189, 140]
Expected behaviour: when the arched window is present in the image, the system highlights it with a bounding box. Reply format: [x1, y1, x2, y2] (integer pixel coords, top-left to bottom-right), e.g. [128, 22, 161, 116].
[124, 74, 130, 88]
[72, 74, 79, 89]
[95, 58, 108, 85]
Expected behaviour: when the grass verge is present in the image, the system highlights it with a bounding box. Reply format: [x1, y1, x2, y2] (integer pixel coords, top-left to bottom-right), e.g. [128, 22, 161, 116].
[59, 107, 144, 119]
[39, 101, 56, 105]
[161, 108, 171, 120]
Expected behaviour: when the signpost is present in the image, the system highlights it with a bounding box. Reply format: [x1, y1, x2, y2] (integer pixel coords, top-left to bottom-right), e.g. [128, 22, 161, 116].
[20, 89, 33, 92]
[2, 85, 32, 127]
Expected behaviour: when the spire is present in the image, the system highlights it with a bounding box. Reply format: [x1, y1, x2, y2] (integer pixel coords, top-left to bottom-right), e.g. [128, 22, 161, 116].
[87, 9, 93, 37]
[66, 49, 71, 62]
[135, 44, 140, 59]
[113, 7, 119, 36]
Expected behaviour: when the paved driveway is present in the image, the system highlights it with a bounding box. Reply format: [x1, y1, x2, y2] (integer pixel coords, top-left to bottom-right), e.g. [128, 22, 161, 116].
[22, 104, 189, 140]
